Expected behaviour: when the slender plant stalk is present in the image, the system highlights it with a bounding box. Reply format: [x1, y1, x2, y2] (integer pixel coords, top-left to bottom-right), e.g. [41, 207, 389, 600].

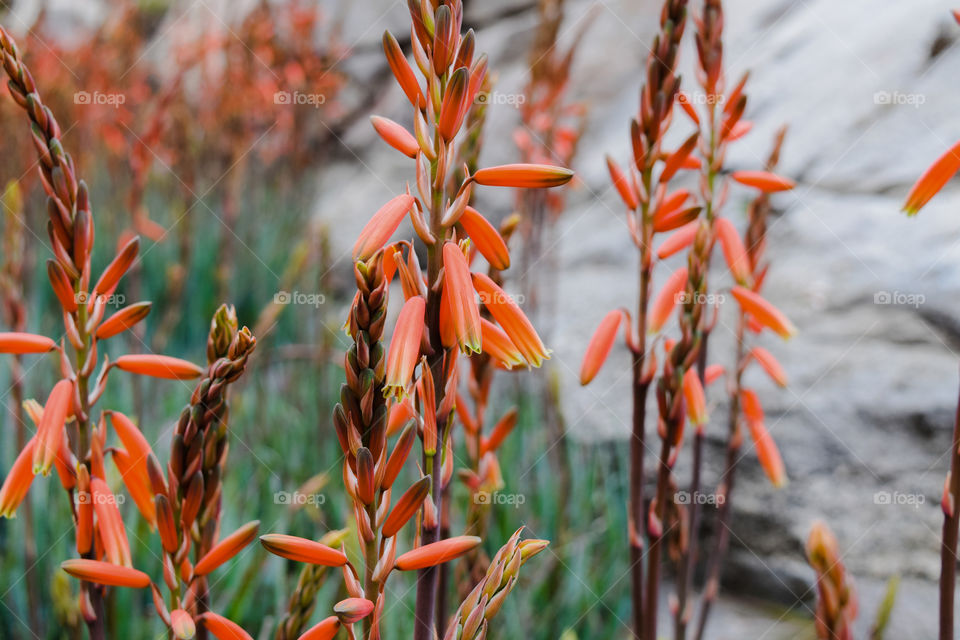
[941, 377, 960, 640]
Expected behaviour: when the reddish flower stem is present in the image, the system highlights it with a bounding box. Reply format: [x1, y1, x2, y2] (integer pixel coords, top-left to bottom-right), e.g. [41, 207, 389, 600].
[940, 375, 960, 640]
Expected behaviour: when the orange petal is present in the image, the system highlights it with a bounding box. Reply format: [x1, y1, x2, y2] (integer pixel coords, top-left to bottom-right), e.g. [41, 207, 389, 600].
[382, 421, 417, 490]
[299, 616, 341, 640]
[93, 236, 139, 298]
[580, 309, 623, 385]
[394, 535, 482, 571]
[198, 612, 254, 640]
[112, 449, 156, 526]
[660, 133, 699, 183]
[108, 411, 153, 464]
[171, 609, 196, 640]
[730, 287, 796, 339]
[704, 364, 726, 386]
[606, 155, 638, 210]
[472, 273, 549, 367]
[370, 116, 419, 158]
[676, 92, 700, 125]
[479, 318, 524, 369]
[194, 520, 261, 576]
[683, 368, 708, 427]
[115, 354, 204, 380]
[442, 243, 481, 353]
[260, 534, 349, 566]
[750, 347, 788, 387]
[334, 597, 375, 625]
[382, 31, 425, 109]
[459, 207, 510, 271]
[353, 194, 416, 261]
[746, 412, 787, 488]
[715, 217, 751, 284]
[0, 332, 56, 354]
[731, 170, 795, 193]
[61, 559, 150, 588]
[438, 67, 469, 141]
[656, 223, 698, 260]
[473, 164, 574, 189]
[481, 408, 518, 454]
[384, 295, 425, 399]
[47, 260, 78, 312]
[382, 476, 431, 537]
[740, 388, 764, 423]
[91, 477, 132, 567]
[648, 268, 688, 334]
[726, 120, 752, 142]
[386, 397, 416, 438]
[0, 437, 36, 517]
[903, 140, 960, 215]
[95, 302, 152, 340]
[33, 379, 72, 475]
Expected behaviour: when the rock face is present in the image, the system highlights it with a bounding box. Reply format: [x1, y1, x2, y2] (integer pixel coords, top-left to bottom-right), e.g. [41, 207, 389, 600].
[312, 0, 960, 636]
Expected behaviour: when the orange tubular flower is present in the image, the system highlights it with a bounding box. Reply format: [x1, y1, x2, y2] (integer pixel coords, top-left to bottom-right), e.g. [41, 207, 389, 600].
[683, 368, 708, 428]
[730, 286, 796, 339]
[704, 364, 726, 386]
[0, 437, 36, 518]
[108, 411, 153, 463]
[606, 155, 639, 210]
[442, 243, 481, 353]
[171, 609, 196, 640]
[91, 477, 132, 567]
[33, 379, 73, 475]
[353, 194, 416, 261]
[482, 408, 518, 455]
[648, 268, 689, 334]
[259, 534, 349, 566]
[472, 163, 574, 188]
[383, 31, 426, 109]
[197, 612, 254, 640]
[715, 217, 751, 284]
[93, 236, 139, 297]
[114, 354, 204, 380]
[903, 140, 960, 215]
[394, 535, 482, 571]
[0, 332, 56, 354]
[479, 317, 525, 369]
[580, 309, 624, 385]
[656, 223, 698, 260]
[95, 301, 152, 340]
[370, 115, 420, 158]
[472, 273, 549, 367]
[731, 170, 796, 193]
[47, 261, 78, 312]
[384, 295, 425, 399]
[61, 559, 150, 588]
[112, 449, 156, 525]
[750, 346, 788, 387]
[740, 389, 787, 488]
[299, 617, 341, 640]
[193, 520, 261, 576]
[459, 206, 510, 270]
[382, 476, 432, 537]
[438, 67, 469, 141]
[334, 597, 376, 625]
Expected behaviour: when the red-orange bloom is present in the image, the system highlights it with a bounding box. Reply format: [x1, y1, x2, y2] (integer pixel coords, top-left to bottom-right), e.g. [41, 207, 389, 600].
[95, 302, 152, 340]
[482, 408, 518, 455]
[438, 67, 469, 141]
[606, 155, 638, 210]
[648, 268, 688, 334]
[386, 397, 416, 437]
[459, 206, 510, 270]
[704, 364, 725, 386]
[580, 309, 623, 385]
[442, 243, 481, 353]
[730, 286, 796, 339]
[299, 617, 341, 640]
[0, 332, 56, 354]
[750, 346, 788, 387]
[741, 391, 787, 488]
[33, 379, 72, 476]
[903, 140, 960, 215]
[472, 273, 549, 367]
[61, 559, 150, 588]
[171, 609, 196, 640]
[384, 295, 425, 399]
[115, 354, 204, 380]
[731, 170, 796, 193]
[394, 535, 482, 571]
[197, 612, 254, 640]
[683, 368, 708, 427]
[0, 437, 36, 518]
[479, 318, 524, 369]
[353, 194, 416, 261]
[382, 31, 425, 109]
[91, 477, 132, 567]
[47, 260, 78, 312]
[194, 520, 261, 576]
[656, 223, 698, 260]
[93, 236, 139, 297]
[370, 115, 419, 158]
[473, 164, 574, 188]
[112, 449, 156, 526]
[108, 411, 153, 464]
[260, 534, 349, 566]
[382, 476, 431, 537]
[660, 133, 699, 183]
[715, 217, 751, 284]
[334, 598, 375, 625]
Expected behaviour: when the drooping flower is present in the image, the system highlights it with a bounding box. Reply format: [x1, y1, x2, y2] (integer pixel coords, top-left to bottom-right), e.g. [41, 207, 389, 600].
[472, 273, 549, 367]
[580, 309, 624, 385]
[731, 170, 795, 193]
[260, 534, 349, 566]
[730, 286, 796, 339]
[441, 243, 481, 353]
[394, 535, 482, 571]
[903, 140, 960, 215]
[114, 354, 204, 380]
[384, 295, 425, 399]
[61, 559, 150, 588]
[193, 521, 261, 576]
[353, 194, 416, 260]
